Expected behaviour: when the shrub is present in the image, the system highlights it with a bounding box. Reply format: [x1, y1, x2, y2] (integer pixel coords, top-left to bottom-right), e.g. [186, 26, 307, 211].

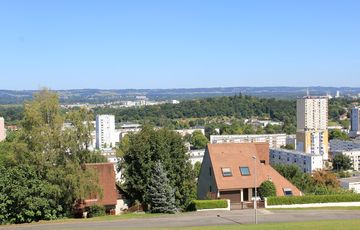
[87, 205, 106, 218]
[267, 194, 360, 206]
[186, 200, 228, 211]
[259, 180, 276, 198]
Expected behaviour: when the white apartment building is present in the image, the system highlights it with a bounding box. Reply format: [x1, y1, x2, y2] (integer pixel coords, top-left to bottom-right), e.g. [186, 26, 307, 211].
[188, 149, 205, 166]
[350, 107, 360, 137]
[332, 149, 360, 172]
[0, 117, 6, 142]
[175, 128, 205, 137]
[296, 96, 329, 160]
[210, 134, 287, 149]
[270, 148, 323, 174]
[96, 115, 116, 149]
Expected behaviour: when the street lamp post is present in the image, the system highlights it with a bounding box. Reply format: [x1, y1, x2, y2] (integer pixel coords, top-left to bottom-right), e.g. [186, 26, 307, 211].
[252, 155, 258, 225]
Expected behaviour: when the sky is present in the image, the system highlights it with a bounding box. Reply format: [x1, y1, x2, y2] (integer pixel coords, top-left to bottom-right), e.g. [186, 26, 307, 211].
[0, 0, 359, 90]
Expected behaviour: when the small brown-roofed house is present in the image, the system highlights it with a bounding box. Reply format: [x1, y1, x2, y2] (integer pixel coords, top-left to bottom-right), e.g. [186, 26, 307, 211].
[81, 163, 118, 215]
[197, 143, 301, 207]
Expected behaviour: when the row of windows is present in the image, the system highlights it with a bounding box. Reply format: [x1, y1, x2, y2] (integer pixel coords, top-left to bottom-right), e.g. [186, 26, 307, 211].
[221, 167, 250, 177]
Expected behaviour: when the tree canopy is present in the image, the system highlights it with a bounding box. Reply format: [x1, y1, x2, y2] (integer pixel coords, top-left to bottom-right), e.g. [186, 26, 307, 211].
[0, 89, 106, 224]
[122, 125, 196, 209]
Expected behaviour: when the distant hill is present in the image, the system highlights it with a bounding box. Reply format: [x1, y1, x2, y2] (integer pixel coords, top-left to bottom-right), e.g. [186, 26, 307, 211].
[0, 87, 360, 104]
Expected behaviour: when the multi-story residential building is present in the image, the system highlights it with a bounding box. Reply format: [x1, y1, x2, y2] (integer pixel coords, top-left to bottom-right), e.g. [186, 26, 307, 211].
[210, 134, 287, 149]
[350, 107, 360, 137]
[330, 139, 360, 152]
[117, 122, 142, 141]
[175, 127, 205, 137]
[332, 149, 360, 172]
[96, 115, 116, 149]
[188, 149, 205, 166]
[296, 96, 329, 160]
[0, 117, 6, 142]
[270, 148, 323, 174]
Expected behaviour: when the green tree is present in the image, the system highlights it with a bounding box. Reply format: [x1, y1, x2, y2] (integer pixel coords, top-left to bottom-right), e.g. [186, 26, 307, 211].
[333, 155, 352, 171]
[193, 161, 202, 178]
[0, 89, 104, 224]
[147, 161, 176, 213]
[0, 165, 63, 224]
[122, 125, 196, 209]
[329, 129, 350, 141]
[190, 131, 208, 149]
[259, 180, 276, 198]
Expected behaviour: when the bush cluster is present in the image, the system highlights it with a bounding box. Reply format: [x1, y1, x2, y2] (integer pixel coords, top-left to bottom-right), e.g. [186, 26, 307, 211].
[186, 200, 228, 211]
[87, 205, 106, 218]
[267, 194, 360, 206]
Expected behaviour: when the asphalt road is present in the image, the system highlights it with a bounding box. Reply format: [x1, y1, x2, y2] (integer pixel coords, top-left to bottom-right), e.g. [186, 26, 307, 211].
[2, 209, 360, 230]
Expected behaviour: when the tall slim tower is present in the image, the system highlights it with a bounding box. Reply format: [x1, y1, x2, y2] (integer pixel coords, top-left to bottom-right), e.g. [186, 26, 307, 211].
[0, 117, 6, 142]
[350, 107, 360, 137]
[96, 115, 116, 149]
[296, 96, 329, 160]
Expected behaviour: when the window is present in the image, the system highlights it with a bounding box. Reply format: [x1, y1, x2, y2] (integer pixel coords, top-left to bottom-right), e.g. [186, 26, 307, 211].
[239, 167, 250, 176]
[221, 167, 232, 177]
[209, 167, 212, 177]
[283, 188, 293, 196]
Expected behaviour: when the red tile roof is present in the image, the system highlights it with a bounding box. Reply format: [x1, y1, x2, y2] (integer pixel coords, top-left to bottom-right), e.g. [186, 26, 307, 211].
[208, 143, 301, 196]
[84, 163, 118, 207]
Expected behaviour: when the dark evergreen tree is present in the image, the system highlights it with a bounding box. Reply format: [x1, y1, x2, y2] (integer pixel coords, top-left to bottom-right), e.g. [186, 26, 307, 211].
[147, 161, 176, 213]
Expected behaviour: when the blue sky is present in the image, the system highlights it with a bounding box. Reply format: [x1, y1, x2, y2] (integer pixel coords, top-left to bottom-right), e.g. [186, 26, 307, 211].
[0, 0, 359, 90]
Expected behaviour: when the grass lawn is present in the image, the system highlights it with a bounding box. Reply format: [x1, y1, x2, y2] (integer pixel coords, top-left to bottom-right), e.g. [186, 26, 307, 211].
[35, 212, 166, 224]
[155, 220, 360, 230]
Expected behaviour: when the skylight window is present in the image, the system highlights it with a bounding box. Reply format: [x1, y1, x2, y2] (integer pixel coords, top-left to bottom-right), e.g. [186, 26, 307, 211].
[221, 168, 232, 177]
[240, 167, 250, 176]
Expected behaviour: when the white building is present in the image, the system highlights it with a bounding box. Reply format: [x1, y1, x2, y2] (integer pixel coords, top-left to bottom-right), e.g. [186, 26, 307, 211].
[96, 115, 116, 149]
[350, 107, 360, 137]
[0, 117, 6, 142]
[296, 96, 329, 160]
[332, 149, 360, 172]
[117, 122, 142, 141]
[188, 149, 205, 166]
[270, 148, 323, 173]
[340, 177, 360, 193]
[175, 128, 205, 137]
[210, 134, 287, 149]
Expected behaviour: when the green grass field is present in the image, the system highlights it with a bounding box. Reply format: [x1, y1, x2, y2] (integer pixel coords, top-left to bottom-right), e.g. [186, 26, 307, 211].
[154, 220, 360, 230]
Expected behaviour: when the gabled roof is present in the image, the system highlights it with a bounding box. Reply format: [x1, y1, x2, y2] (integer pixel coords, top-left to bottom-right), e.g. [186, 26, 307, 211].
[84, 163, 118, 207]
[207, 143, 301, 196]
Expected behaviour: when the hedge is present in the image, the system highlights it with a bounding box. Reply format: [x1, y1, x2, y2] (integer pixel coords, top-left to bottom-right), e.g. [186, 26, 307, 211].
[186, 200, 228, 211]
[267, 194, 360, 206]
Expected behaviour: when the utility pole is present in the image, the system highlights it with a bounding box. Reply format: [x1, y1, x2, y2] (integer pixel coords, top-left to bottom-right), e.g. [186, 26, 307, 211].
[252, 155, 258, 225]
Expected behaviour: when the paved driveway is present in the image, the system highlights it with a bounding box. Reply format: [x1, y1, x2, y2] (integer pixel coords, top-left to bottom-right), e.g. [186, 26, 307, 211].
[2, 209, 360, 230]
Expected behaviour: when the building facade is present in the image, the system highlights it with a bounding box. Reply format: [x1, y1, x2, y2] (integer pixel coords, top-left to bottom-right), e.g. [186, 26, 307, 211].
[350, 107, 360, 137]
[210, 134, 287, 149]
[96, 115, 116, 149]
[270, 148, 323, 174]
[340, 177, 360, 194]
[197, 143, 301, 205]
[0, 117, 5, 142]
[296, 96, 329, 160]
[332, 149, 360, 172]
[330, 139, 360, 152]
